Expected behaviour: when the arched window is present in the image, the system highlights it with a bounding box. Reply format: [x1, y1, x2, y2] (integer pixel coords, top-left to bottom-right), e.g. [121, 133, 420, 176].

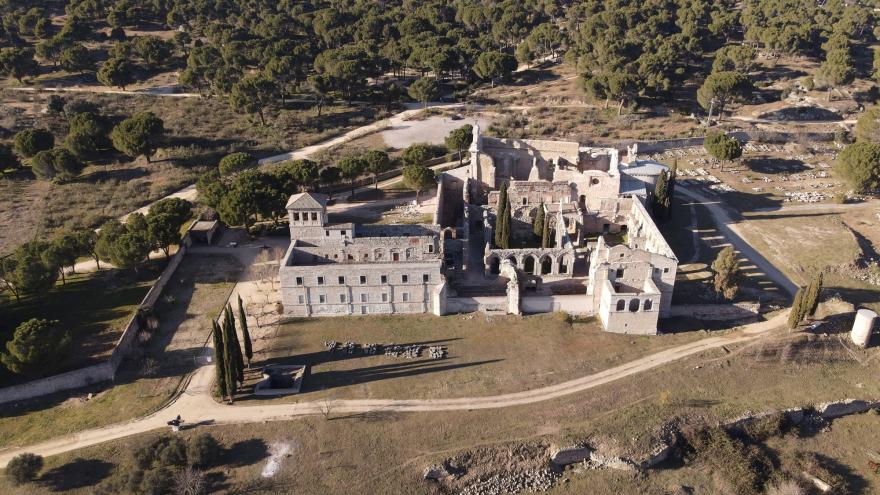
[629, 299, 640, 312]
[524, 256, 536, 274]
[616, 300, 625, 311]
[643, 299, 653, 311]
[489, 256, 501, 275]
[540, 256, 553, 275]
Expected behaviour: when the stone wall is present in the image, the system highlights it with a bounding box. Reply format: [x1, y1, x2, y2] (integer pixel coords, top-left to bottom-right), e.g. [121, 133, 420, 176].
[521, 294, 594, 315]
[669, 302, 760, 322]
[0, 235, 193, 405]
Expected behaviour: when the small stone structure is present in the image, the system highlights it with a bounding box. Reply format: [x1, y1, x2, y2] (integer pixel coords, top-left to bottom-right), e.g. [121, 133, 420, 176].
[850, 308, 876, 348]
[253, 365, 306, 396]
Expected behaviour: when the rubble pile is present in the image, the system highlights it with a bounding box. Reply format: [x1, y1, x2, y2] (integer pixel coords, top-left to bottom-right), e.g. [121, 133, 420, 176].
[784, 191, 829, 203]
[458, 469, 560, 495]
[320, 340, 447, 359]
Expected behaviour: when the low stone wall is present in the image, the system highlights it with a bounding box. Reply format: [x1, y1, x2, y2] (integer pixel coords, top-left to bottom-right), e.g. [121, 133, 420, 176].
[594, 130, 836, 155]
[445, 296, 507, 313]
[0, 234, 193, 405]
[669, 302, 760, 322]
[522, 295, 593, 315]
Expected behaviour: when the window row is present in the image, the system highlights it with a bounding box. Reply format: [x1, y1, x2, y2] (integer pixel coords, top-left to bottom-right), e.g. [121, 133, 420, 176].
[615, 298, 653, 312]
[292, 212, 319, 221]
[298, 292, 411, 304]
[295, 274, 431, 286]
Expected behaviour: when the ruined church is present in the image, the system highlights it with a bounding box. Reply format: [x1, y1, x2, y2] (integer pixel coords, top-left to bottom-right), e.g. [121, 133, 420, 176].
[280, 127, 677, 334]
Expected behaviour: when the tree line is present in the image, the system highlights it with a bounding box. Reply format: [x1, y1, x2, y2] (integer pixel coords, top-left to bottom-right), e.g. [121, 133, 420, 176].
[0, 97, 165, 180]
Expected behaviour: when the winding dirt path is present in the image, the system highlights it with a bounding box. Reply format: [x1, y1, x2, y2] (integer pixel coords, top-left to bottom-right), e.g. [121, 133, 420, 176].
[0, 311, 786, 468]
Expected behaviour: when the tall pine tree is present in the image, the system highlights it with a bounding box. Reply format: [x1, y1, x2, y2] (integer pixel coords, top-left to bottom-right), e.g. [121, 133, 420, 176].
[211, 320, 228, 399]
[541, 211, 551, 248]
[499, 196, 511, 249]
[238, 295, 253, 367]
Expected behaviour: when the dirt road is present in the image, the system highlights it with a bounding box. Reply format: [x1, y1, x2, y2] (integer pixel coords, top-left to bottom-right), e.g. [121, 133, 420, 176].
[0, 311, 786, 468]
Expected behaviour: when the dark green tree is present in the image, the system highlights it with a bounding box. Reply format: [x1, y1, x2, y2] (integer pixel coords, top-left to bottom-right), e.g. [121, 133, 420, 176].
[363, 150, 391, 189]
[319, 166, 341, 199]
[473, 51, 517, 86]
[532, 201, 545, 239]
[402, 163, 435, 205]
[218, 152, 256, 176]
[445, 125, 473, 166]
[835, 142, 880, 193]
[788, 287, 805, 330]
[65, 111, 110, 159]
[338, 156, 367, 196]
[402, 143, 432, 166]
[0, 47, 37, 82]
[704, 132, 742, 171]
[802, 272, 823, 317]
[229, 75, 278, 126]
[14, 128, 54, 158]
[238, 295, 252, 367]
[97, 57, 134, 90]
[211, 320, 228, 399]
[855, 107, 880, 144]
[711, 245, 739, 300]
[1, 319, 70, 375]
[0, 242, 59, 301]
[30, 147, 83, 180]
[408, 77, 438, 108]
[111, 111, 164, 162]
[697, 71, 752, 121]
[95, 215, 152, 270]
[0, 142, 21, 172]
[495, 182, 510, 249]
[60, 44, 95, 74]
[5, 453, 43, 485]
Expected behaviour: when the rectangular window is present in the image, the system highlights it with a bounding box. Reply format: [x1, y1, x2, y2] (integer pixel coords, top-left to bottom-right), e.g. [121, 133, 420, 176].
[339, 294, 346, 303]
[402, 274, 409, 283]
[311, 212, 318, 221]
[663, 268, 670, 273]
[295, 276, 303, 286]
[341, 230, 347, 236]
[360, 275, 367, 284]
[361, 294, 367, 303]
[402, 292, 409, 302]
[616, 268, 624, 278]
[297, 295, 304, 304]
[428, 245, 434, 253]
[423, 274, 430, 283]
[381, 293, 388, 302]
[293, 212, 300, 221]
[325, 230, 329, 236]
[338, 276, 345, 284]
[381, 275, 388, 284]
[317, 276, 324, 285]
[361, 306, 367, 314]
[318, 294, 326, 303]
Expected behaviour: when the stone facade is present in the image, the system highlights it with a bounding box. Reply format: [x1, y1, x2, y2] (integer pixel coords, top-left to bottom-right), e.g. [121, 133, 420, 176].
[279, 128, 678, 336]
[280, 193, 444, 317]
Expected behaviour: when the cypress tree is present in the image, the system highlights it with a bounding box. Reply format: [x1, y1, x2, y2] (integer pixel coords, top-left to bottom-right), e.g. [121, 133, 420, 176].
[541, 211, 551, 248]
[495, 182, 509, 248]
[225, 303, 245, 383]
[532, 202, 545, 239]
[220, 317, 237, 403]
[499, 196, 511, 249]
[788, 287, 805, 330]
[238, 295, 253, 367]
[803, 272, 823, 317]
[211, 320, 228, 399]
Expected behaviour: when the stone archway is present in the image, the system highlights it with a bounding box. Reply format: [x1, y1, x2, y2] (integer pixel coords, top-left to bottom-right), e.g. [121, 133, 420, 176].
[558, 254, 569, 274]
[540, 256, 553, 275]
[523, 255, 535, 274]
[488, 256, 501, 275]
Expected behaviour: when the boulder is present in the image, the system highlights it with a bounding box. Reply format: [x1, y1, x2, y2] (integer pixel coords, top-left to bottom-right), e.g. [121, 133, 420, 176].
[550, 445, 593, 466]
[815, 399, 879, 419]
[423, 464, 452, 480]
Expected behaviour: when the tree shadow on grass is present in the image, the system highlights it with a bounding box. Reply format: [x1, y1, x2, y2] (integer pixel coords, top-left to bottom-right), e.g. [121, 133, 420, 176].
[39, 457, 114, 491]
[221, 438, 269, 468]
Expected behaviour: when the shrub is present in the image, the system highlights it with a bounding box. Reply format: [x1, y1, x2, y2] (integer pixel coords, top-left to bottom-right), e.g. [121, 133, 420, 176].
[6, 452, 43, 485]
[133, 436, 188, 470]
[14, 128, 54, 157]
[186, 433, 221, 467]
[686, 427, 772, 495]
[141, 467, 175, 495]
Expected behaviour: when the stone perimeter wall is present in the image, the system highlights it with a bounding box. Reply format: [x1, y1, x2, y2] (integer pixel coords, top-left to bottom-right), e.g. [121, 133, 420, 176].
[0, 232, 194, 405]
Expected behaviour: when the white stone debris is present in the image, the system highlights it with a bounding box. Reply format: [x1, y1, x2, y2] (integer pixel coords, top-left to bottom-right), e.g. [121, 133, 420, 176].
[458, 469, 560, 495]
[261, 441, 293, 478]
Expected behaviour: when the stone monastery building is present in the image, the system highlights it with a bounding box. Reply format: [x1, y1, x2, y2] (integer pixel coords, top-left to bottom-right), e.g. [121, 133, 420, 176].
[280, 126, 677, 334]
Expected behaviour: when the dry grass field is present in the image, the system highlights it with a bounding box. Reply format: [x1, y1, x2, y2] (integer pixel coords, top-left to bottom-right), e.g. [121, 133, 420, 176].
[3, 320, 877, 494]
[0, 90, 391, 255]
[240, 313, 707, 402]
